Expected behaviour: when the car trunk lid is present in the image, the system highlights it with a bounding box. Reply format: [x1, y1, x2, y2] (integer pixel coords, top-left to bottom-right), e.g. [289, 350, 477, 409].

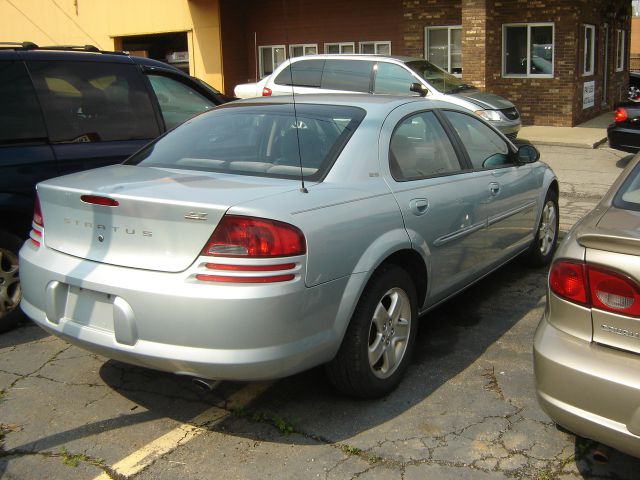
[37, 164, 298, 272]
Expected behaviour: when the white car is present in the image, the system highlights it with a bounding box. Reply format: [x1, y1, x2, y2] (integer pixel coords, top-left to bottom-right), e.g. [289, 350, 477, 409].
[234, 54, 521, 139]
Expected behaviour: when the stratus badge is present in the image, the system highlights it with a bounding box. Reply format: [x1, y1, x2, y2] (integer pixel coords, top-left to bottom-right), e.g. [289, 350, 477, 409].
[185, 212, 208, 221]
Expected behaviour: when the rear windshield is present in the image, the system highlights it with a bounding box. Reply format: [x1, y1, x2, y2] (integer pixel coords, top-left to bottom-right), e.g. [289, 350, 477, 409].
[613, 161, 640, 212]
[126, 103, 365, 181]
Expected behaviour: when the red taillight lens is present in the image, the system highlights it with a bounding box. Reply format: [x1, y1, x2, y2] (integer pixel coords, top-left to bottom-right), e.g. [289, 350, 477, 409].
[81, 195, 119, 207]
[614, 107, 628, 122]
[549, 261, 588, 305]
[33, 196, 43, 227]
[588, 267, 640, 316]
[262, 87, 272, 96]
[202, 215, 306, 258]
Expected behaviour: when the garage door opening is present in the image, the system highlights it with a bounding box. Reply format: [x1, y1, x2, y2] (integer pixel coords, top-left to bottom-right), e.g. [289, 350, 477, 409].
[117, 32, 189, 73]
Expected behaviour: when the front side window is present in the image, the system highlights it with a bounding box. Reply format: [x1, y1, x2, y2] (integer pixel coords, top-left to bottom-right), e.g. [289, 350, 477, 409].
[127, 103, 366, 181]
[425, 26, 462, 76]
[616, 29, 626, 71]
[320, 60, 373, 93]
[503, 23, 554, 77]
[583, 25, 595, 76]
[147, 74, 216, 130]
[443, 111, 511, 169]
[259, 45, 286, 77]
[290, 44, 317, 58]
[324, 42, 355, 54]
[374, 62, 417, 95]
[27, 60, 159, 143]
[389, 111, 461, 181]
[0, 61, 47, 143]
[359, 41, 391, 55]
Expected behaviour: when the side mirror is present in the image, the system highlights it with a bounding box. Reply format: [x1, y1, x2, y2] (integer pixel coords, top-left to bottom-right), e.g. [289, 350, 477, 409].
[517, 144, 540, 164]
[410, 82, 428, 97]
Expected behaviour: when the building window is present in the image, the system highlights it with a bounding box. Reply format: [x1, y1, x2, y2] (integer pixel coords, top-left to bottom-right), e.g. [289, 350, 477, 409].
[259, 45, 286, 78]
[324, 42, 355, 54]
[425, 26, 462, 76]
[359, 41, 391, 55]
[503, 23, 554, 77]
[616, 29, 625, 72]
[289, 44, 317, 58]
[583, 25, 595, 76]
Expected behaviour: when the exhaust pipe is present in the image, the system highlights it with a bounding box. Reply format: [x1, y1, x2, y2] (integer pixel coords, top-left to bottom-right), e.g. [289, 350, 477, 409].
[192, 378, 221, 391]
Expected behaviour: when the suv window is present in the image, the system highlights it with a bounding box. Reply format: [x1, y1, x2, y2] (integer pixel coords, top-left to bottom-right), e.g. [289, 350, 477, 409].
[147, 74, 216, 130]
[374, 62, 416, 95]
[390, 111, 461, 181]
[274, 59, 324, 88]
[320, 60, 372, 93]
[27, 60, 160, 143]
[0, 61, 47, 144]
[443, 111, 511, 169]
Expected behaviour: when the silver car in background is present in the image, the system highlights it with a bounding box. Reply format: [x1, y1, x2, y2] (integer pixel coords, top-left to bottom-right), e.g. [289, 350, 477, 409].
[534, 155, 640, 458]
[20, 95, 557, 398]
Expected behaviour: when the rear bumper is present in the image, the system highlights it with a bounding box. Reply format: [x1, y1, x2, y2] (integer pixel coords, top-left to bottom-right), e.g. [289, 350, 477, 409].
[607, 124, 640, 153]
[19, 240, 352, 381]
[533, 316, 640, 458]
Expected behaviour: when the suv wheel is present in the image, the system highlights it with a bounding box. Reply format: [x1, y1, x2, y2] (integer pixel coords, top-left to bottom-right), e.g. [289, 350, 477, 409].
[0, 232, 24, 332]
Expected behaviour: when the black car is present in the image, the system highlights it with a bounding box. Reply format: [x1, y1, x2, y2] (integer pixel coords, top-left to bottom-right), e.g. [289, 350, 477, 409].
[607, 102, 640, 153]
[0, 42, 231, 332]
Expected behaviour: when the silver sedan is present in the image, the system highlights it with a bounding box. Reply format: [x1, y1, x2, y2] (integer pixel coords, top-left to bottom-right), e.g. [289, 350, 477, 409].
[20, 94, 558, 398]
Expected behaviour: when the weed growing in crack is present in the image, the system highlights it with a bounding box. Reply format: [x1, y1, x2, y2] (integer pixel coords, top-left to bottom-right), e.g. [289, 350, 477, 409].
[271, 415, 295, 435]
[340, 444, 362, 456]
[368, 452, 381, 464]
[59, 447, 105, 469]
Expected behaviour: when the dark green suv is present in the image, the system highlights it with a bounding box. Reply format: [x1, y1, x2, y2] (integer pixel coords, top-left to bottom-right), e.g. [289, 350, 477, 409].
[0, 42, 230, 332]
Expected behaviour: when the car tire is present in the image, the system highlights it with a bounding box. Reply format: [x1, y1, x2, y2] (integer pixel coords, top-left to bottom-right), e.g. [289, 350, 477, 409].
[523, 189, 559, 267]
[0, 231, 24, 333]
[326, 264, 418, 398]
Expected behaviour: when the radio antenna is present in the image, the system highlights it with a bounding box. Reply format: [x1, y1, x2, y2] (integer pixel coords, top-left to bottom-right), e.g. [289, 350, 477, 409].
[282, 0, 308, 193]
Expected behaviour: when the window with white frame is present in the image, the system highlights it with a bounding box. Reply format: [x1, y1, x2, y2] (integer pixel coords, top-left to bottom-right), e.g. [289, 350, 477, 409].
[359, 41, 391, 55]
[503, 23, 554, 77]
[259, 45, 286, 78]
[616, 29, 625, 71]
[583, 24, 595, 76]
[324, 42, 355, 54]
[425, 26, 462, 76]
[289, 44, 317, 58]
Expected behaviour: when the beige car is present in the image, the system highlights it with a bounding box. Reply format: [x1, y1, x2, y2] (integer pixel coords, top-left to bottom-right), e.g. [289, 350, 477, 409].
[534, 155, 640, 458]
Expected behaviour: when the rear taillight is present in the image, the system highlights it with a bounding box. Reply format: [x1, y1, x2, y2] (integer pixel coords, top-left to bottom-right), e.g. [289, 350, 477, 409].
[202, 215, 305, 258]
[197, 215, 305, 284]
[262, 87, 272, 96]
[614, 107, 628, 122]
[30, 195, 44, 247]
[549, 261, 588, 305]
[550, 260, 640, 316]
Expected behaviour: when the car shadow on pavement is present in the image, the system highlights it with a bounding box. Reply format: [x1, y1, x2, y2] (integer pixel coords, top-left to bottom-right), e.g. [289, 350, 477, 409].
[96, 259, 549, 443]
[0, 318, 49, 349]
[616, 154, 635, 169]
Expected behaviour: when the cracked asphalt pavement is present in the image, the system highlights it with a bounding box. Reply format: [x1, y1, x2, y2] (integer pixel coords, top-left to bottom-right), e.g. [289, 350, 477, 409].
[1, 145, 639, 479]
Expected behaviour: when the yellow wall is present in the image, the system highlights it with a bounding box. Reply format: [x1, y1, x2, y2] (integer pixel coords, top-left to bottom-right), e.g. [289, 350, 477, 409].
[0, 0, 224, 90]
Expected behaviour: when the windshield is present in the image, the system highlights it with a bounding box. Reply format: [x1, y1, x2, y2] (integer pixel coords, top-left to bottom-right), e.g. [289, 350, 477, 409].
[614, 162, 640, 212]
[405, 60, 475, 94]
[125, 103, 365, 182]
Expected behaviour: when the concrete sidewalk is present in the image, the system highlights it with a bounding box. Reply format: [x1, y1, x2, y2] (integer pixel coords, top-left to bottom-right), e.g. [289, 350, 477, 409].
[517, 110, 614, 149]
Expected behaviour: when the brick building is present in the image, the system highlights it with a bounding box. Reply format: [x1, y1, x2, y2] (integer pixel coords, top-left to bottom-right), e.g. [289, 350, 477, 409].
[221, 0, 632, 126]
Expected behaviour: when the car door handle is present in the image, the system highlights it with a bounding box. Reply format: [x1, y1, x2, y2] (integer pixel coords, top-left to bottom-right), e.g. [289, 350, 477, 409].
[489, 182, 500, 196]
[409, 198, 429, 216]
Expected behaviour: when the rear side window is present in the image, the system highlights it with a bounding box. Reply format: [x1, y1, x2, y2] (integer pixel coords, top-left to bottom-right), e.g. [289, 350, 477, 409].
[27, 60, 160, 143]
[374, 62, 416, 95]
[320, 60, 373, 93]
[127, 103, 366, 182]
[147, 74, 216, 130]
[274, 59, 325, 87]
[390, 111, 461, 181]
[0, 61, 47, 144]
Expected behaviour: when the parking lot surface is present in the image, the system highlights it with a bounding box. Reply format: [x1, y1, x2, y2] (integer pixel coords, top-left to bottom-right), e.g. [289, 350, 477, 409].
[1, 145, 639, 479]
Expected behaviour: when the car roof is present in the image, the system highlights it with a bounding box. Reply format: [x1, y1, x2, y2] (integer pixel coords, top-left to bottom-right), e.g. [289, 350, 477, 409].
[230, 93, 467, 115]
[286, 54, 423, 64]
